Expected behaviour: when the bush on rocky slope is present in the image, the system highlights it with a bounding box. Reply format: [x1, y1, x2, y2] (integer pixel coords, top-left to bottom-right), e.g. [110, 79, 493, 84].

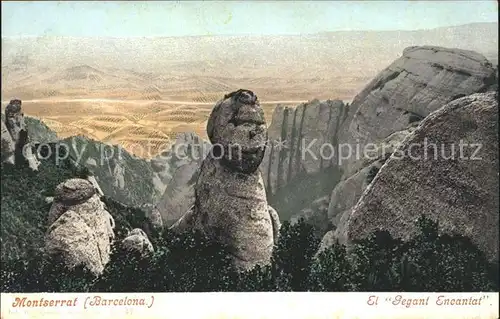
[62, 135, 161, 207]
[1, 144, 497, 292]
[0, 159, 88, 261]
[0, 157, 156, 262]
[2, 216, 497, 292]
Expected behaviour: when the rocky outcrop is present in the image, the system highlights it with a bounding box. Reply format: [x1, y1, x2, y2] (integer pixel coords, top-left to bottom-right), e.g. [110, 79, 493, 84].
[342, 46, 497, 176]
[122, 228, 154, 257]
[305, 125, 418, 242]
[24, 116, 58, 144]
[1, 119, 15, 164]
[325, 124, 419, 232]
[2, 99, 40, 170]
[156, 162, 202, 225]
[316, 47, 499, 249]
[171, 90, 281, 271]
[337, 92, 499, 261]
[260, 99, 349, 220]
[154, 132, 210, 225]
[139, 204, 163, 229]
[253, 46, 497, 250]
[62, 135, 162, 207]
[45, 178, 115, 275]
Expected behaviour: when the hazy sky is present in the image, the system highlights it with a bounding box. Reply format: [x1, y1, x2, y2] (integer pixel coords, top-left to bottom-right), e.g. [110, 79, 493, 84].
[2, 1, 498, 37]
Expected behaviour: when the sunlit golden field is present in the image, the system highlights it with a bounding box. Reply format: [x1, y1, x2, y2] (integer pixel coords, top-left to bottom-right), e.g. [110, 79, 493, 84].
[1, 64, 365, 158]
[7, 98, 307, 158]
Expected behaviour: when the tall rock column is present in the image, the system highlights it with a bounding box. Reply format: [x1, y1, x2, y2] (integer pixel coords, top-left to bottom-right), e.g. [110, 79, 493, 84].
[171, 89, 281, 271]
[4, 99, 40, 170]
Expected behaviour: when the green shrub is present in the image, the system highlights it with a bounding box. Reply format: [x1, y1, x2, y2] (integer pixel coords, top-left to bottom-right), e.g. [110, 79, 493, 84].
[269, 219, 320, 291]
[343, 215, 498, 292]
[308, 243, 353, 291]
[0, 159, 84, 261]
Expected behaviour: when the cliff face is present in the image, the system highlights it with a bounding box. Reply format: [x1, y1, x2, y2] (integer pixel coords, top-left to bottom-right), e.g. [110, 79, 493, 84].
[259, 46, 498, 239]
[337, 92, 499, 262]
[342, 46, 497, 176]
[154, 132, 210, 225]
[260, 99, 350, 220]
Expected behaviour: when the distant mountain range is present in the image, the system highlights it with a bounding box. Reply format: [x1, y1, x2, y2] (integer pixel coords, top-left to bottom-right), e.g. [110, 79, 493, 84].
[2, 23, 497, 78]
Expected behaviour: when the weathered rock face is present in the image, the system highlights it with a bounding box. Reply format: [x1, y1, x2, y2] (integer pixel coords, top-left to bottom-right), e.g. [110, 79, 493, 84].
[154, 132, 210, 225]
[342, 46, 497, 176]
[45, 178, 115, 275]
[156, 162, 202, 225]
[260, 99, 348, 220]
[3, 99, 40, 170]
[139, 204, 163, 229]
[122, 228, 154, 257]
[326, 124, 419, 231]
[316, 47, 498, 249]
[171, 90, 281, 271]
[63, 135, 162, 207]
[1, 119, 15, 164]
[337, 92, 499, 261]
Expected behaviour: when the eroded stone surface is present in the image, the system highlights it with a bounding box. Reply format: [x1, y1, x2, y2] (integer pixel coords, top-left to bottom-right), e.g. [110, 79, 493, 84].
[338, 92, 499, 262]
[122, 228, 154, 257]
[3, 99, 40, 170]
[45, 178, 115, 275]
[171, 90, 281, 271]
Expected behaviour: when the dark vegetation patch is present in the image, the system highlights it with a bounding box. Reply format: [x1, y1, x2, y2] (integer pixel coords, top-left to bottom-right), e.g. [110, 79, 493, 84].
[1, 216, 497, 292]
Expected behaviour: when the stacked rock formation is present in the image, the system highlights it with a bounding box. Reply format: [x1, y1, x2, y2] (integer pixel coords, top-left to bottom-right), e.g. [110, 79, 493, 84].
[1, 99, 40, 170]
[45, 178, 115, 275]
[171, 89, 281, 271]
